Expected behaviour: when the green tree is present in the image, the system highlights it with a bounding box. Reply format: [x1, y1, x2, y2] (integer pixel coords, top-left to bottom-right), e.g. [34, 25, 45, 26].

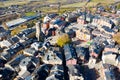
[104, 5, 111, 12]
[57, 34, 71, 47]
[117, 3, 120, 9]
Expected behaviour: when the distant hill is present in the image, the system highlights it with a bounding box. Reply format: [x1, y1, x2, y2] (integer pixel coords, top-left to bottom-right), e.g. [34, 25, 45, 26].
[0, 0, 8, 1]
[0, 0, 116, 8]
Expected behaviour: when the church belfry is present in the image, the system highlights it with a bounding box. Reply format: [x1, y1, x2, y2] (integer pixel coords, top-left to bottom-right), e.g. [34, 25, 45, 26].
[36, 21, 42, 41]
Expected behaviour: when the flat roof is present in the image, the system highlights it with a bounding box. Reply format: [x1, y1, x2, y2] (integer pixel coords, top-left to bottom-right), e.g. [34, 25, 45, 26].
[6, 18, 26, 27]
[5, 15, 38, 28]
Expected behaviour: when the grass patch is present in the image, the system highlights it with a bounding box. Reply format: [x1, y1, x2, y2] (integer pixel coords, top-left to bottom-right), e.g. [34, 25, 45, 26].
[0, 0, 115, 8]
[46, 0, 66, 3]
[117, 3, 120, 9]
[25, 12, 36, 16]
[62, 2, 86, 8]
[62, 0, 115, 8]
[0, 1, 29, 7]
[59, 7, 76, 14]
[0, 2, 4, 7]
[38, 7, 76, 14]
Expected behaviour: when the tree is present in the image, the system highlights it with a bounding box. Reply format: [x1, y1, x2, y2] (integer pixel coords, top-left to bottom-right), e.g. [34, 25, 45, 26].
[2, 22, 8, 30]
[57, 34, 71, 47]
[104, 5, 111, 12]
[57, 34, 70, 80]
[11, 25, 27, 36]
[26, 20, 35, 28]
[113, 32, 120, 44]
[117, 3, 120, 9]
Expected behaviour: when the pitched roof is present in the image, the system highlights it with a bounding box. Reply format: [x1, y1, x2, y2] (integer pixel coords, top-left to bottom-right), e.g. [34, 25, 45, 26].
[0, 40, 12, 48]
[64, 44, 76, 60]
[43, 50, 62, 64]
[67, 65, 82, 76]
[24, 48, 37, 56]
[0, 67, 17, 79]
[8, 36, 19, 44]
[6, 54, 26, 68]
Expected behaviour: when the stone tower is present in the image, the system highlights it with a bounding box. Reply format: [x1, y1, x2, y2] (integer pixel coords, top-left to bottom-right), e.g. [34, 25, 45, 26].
[36, 21, 41, 41]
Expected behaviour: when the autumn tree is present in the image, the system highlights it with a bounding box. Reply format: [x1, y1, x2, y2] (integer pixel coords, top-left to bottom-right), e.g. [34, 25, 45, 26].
[113, 32, 120, 44]
[2, 22, 8, 30]
[11, 25, 27, 36]
[57, 34, 71, 47]
[57, 34, 70, 80]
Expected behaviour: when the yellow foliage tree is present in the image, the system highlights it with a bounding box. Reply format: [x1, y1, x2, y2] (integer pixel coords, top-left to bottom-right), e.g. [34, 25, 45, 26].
[113, 32, 120, 44]
[57, 34, 71, 47]
[11, 25, 27, 36]
[2, 22, 8, 30]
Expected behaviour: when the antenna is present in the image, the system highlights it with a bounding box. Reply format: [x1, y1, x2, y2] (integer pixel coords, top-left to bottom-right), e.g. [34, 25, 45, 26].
[58, 2, 61, 12]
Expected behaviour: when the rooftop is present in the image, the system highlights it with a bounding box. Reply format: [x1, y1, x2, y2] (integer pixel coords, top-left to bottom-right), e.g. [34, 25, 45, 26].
[5, 15, 38, 28]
